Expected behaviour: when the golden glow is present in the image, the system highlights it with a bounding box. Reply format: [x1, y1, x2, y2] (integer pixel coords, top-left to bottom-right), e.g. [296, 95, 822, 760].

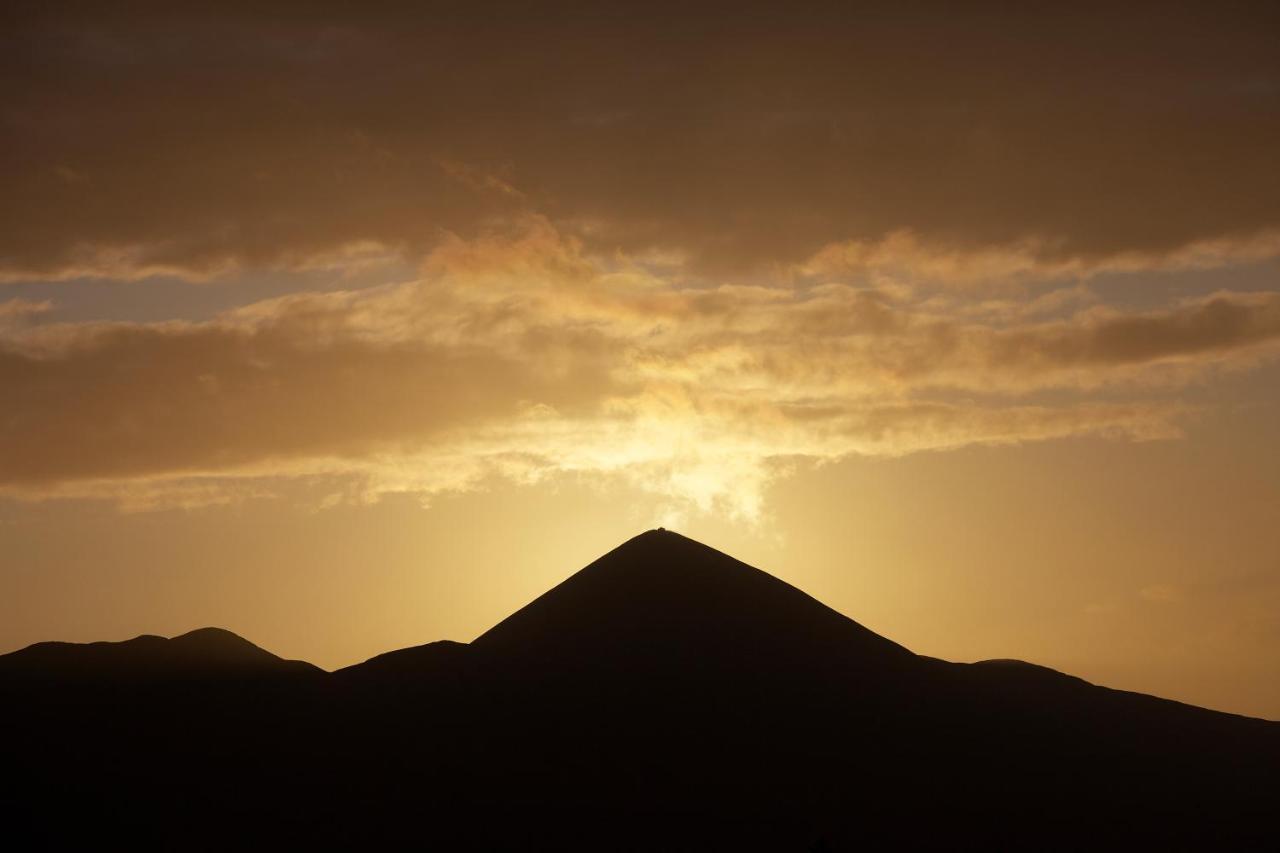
[3, 3, 1279, 721]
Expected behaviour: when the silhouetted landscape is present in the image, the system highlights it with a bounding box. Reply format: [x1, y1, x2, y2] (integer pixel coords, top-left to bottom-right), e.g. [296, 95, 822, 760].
[3, 530, 1277, 850]
[7, 4, 1280, 848]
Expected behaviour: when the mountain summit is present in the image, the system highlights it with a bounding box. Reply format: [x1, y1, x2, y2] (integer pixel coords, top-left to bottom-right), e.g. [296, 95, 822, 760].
[472, 529, 912, 672]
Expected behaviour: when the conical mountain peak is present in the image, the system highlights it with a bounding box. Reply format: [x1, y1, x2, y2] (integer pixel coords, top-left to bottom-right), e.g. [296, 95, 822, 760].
[471, 529, 912, 674]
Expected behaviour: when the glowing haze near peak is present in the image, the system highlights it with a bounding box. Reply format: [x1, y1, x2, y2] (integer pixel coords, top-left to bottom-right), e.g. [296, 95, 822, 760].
[2, 2, 1279, 719]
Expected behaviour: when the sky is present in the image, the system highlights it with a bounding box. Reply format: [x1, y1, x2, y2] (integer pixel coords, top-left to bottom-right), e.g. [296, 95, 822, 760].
[2, 2, 1279, 718]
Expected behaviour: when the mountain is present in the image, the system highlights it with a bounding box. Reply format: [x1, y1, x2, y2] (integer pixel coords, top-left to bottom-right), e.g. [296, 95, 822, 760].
[0, 626, 321, 681]
[472, 528, 913, 671]
[3, 530, 1278, 850]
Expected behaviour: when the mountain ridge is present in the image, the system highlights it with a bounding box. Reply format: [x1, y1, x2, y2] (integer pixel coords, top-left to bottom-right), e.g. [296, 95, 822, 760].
[2, 529, 1275, 723]
[2, 529, 1277, 849]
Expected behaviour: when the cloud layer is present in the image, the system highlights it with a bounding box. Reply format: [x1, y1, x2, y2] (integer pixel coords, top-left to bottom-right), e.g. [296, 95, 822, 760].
[4, 224, 1277, 516]
[4, 3, 1280, 517]
[4, 2, 1280, 279]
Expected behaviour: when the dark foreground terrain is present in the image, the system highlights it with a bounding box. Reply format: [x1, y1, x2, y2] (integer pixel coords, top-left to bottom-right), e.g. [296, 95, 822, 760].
[3, 530, 1277, 850]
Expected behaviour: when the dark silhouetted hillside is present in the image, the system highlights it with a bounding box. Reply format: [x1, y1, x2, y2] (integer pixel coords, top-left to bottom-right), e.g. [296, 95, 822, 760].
[0, 626, 321, 681]
[472, 529, 913, 676]
[3, 530, 1277, 851]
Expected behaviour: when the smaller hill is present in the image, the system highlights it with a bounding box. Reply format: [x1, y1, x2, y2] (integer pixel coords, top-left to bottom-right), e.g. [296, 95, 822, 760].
[0, 626, 321, 683]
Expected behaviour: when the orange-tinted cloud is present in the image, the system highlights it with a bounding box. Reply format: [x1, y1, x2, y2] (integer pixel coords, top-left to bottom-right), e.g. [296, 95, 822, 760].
[4, 225, 1276, 516]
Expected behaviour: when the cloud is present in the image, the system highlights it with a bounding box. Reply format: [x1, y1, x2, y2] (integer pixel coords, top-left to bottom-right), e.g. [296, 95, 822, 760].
[4, 224, 1277, 517]
[3, 3, 1279, 280]
[0, 298, 53, 321]
[798, 230, 1280, 289]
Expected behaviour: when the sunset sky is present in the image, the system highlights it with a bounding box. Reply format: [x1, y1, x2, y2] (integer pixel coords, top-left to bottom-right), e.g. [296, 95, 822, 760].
[3, 3, 1279, 718]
